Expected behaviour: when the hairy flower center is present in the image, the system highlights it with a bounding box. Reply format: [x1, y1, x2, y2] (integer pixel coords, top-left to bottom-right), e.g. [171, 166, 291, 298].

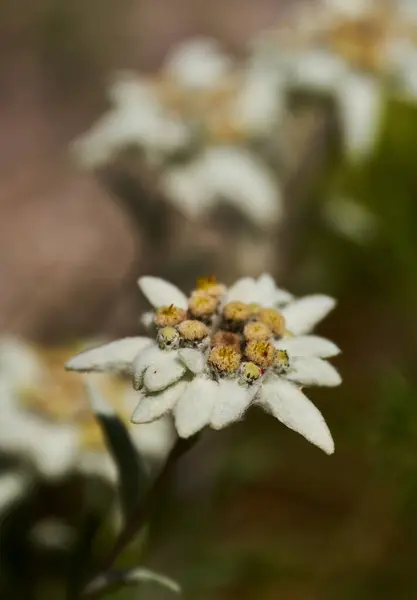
[212, 330, 241, 351]
[244, 321, 272, 341]
[178, 319, 209, 342]
[209, 344, 241, 374]
[155, 305, 186, 328]
[258, 308, 286, 337]
[245, 340, 276, 368]
[196, 275, 226, 298]
[239, 361, 262, 384]
[223, 301, 250, 325]
[188, 291, 217, 318]
[157, 326, 180, 349]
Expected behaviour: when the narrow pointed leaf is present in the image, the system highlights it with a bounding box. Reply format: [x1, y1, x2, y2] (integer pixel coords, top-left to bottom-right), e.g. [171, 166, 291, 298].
[84, 381, 149, 523]
[84, 567, 181, 597]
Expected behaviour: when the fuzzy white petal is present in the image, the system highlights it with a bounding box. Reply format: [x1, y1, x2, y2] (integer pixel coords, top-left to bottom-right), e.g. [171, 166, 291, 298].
[225, 277, 257, 303]
[178, 348, 206, 374]
[275, 335, 340, 358]
[140, 311, 155, 330]
[143, 353, 186, 392]
[131, 381, 188, 424]
[210, 379, 253, 429]
[129, 416, 177, 467]
[290, 50, 345, 91]
[256, 273, 293, 306]
[164, 37, 232, 89]
[336, 73, 383, 160]
[0, 472, 30, 515]
[202, 147, 282, 227]
[84, 378, 116, 416]
[0, 388, 79, 478]
[161, 161, 213, 218]
[255, 273, 278, 303]
[0, 337, 43, 387]
[287, 357, 341, 387]
[138, 276, 188, 310]
[233, 67, 284, 136]
[282, 295, 336, 335]
[66, 337, 152, 374]
[259, 378, 334, 454]
[174, 377, 216, 438]
[133, 343, 162, 377]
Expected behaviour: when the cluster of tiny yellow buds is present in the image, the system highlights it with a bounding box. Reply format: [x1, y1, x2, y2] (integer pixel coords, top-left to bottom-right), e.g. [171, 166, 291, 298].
[223, 301, 251, 326]
[243, 321, 272, 342]
[239, 361, 262, 385]
[208, 344, 241, 375]
[177, 319, 209, 342]
[188, 291, 217, 319]
[245, 340, 276, 368]
[212, 330, 241, 351]
[155, 305, 187, 328]
[258, 308, 286, 337]
[157, 326, 181, 350]
[195, 275, 226, 298]
[274, 349, 290, 372]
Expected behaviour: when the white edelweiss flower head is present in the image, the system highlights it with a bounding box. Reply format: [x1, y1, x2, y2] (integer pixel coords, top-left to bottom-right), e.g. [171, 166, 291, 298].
[67, 274, 341, 454]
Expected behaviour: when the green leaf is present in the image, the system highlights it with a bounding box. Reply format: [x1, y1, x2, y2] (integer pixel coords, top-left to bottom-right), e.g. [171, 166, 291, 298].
[84, 380, 149, 524]
[84, 567, 181, 597]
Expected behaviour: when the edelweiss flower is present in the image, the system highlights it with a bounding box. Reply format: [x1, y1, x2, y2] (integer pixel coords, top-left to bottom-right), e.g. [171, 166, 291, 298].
[72, 36, 283, 228]
[0, 338, 176, 483]
[71, 71, 190, 168]
[252, 0, 417, 160]
[67, 274, 341, 454]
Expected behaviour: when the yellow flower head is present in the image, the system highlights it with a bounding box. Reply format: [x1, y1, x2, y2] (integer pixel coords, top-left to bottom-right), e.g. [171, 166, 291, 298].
[243, 321, 272, 342]
[195, 275, 226, 298]
[157, 326, 181, 350]
[209, 344, 241, 375]
[245, 340, 276, 368]
[155, 305, 187, 328]
[188, 291, 217, 319]
[212, 330, 242, 351]
[178, 319, 209, 343]
[223, 301, 251, 326]
[258, 308, 286, 337]
[239, 361, 262, 384]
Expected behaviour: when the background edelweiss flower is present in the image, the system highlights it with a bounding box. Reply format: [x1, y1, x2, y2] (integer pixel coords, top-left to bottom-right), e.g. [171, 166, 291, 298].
[161, 146, 282, 227]
[68, 275, 341, 454]
[250, 0, 417, 160]
[71, 71, 190, 168]
[0, 338, 176, 484]
[72, 35, 284, 228]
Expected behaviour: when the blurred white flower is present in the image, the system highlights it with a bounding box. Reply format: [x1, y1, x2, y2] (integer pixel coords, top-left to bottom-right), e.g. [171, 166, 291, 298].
[0, 471, 31, 519]
[0, 339, 176, 483]
[250, 0, 417, 160]
[72, 36, 284, 228]
[72, 72, 190, 168]
[68, 274, 341, 454]
[162, 146, 281, 226]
